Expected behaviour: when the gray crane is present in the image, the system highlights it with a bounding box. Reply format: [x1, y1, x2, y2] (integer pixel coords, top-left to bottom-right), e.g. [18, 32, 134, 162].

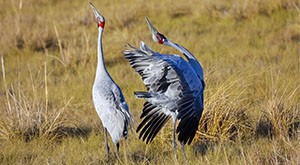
[89, 2, 132, 164]
[124, 18, 205, 163]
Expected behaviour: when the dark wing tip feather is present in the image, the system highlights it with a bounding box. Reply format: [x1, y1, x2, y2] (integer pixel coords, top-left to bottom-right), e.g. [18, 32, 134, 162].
[176, 94, 203, 145]
[148, 115, 170, 143]
[136, 102, 170, 144]
[177, 115, 200, 145]
[145, 114, 170, 144]
[141, 113, 160, 143]
[136, 103, 160, 133]
[136, 108, 158, 133]
[140, 102, 157, 118]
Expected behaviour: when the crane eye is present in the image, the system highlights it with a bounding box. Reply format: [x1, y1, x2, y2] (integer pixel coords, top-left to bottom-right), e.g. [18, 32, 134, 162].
[156, 33, 166, 44]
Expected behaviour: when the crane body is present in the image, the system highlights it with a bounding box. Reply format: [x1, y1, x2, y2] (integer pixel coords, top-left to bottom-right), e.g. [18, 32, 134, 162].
[89, 3, 132, 163]
[124, 40, 204, 162]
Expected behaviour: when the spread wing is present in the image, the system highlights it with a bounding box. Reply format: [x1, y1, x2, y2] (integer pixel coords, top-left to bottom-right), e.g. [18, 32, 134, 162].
[124, 42, 182, 98]
[124, 41, 204, 144]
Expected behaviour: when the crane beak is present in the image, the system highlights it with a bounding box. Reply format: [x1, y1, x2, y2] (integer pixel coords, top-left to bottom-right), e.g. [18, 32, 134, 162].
[89, 2, 105, 28]
[145, 17, 159, 35]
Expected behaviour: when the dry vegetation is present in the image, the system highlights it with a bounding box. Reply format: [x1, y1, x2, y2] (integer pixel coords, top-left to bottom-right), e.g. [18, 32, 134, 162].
[0, 0, 299, 164]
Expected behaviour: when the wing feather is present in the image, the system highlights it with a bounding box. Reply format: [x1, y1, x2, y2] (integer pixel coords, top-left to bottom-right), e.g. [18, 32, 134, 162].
[111, 85, 132, 137]
[124, 41, 204, 145]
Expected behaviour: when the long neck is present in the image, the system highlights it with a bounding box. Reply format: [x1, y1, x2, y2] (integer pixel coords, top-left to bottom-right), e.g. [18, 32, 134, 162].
[166, 40, 195, 60]
[95, 28, 109, 82]
[165, 40, 204, 81]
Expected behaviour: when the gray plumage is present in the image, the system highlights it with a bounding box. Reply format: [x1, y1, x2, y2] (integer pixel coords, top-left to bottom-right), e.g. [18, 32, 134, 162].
[124, 41, 204, 144]
[125, 18, 205, 163]
[89, 2, 132, 163]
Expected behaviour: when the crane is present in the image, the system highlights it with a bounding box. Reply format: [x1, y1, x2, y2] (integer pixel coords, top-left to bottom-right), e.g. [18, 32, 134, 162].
[89, 2, 132, 164]
[145, 18, 205, 87]
[143, 18, 206, 162]
[124, 18, 205, 163]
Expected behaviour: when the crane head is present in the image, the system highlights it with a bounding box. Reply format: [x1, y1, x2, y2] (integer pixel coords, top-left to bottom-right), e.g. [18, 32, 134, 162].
[89, 2, 105, 29]
[145, 17, 167, 44]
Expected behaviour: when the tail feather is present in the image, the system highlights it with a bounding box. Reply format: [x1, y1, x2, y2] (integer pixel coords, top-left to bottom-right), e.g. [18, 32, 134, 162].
[134, 91, 153, 98]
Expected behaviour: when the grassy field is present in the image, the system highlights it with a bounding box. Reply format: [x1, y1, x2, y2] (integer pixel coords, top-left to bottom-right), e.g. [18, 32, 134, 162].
[0, 0, 299, 164]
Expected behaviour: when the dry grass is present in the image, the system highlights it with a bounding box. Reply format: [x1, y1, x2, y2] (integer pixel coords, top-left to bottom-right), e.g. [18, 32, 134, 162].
[0, 0, 299, 164]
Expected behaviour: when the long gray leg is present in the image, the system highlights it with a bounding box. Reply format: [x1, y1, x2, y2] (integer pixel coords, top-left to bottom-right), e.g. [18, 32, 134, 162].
[104, 128, 110, 165]
[173, 119, 178, 162]
[180, 142, 187, 165]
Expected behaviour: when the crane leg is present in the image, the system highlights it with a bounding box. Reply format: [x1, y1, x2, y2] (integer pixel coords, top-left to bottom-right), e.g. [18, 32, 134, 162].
[104, 128, 110, 165]
[180, 142, 187, 165]
[116, 142, 120, 155]
[116, 142, 121, 161]
[172, 120, 178, 162]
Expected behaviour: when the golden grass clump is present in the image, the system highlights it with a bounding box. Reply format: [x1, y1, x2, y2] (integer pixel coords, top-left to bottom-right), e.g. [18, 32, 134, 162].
[196, 75, 252, 143]
[255, 85, 300, 139]
[0, 56, 88, 143]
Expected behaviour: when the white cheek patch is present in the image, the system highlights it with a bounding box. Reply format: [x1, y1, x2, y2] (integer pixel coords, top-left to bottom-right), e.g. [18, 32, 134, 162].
[152, 34, 159, 42]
